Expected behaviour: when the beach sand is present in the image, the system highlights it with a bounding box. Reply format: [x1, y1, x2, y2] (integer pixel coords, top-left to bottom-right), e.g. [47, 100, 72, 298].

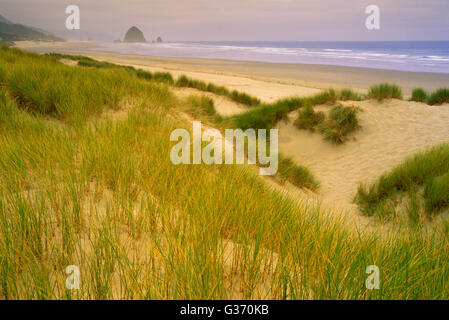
[15, 41, 449, 209]
[277, 101, 449, 205]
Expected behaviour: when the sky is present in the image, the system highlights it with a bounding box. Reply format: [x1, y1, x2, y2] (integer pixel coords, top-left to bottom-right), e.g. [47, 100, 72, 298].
[0, 0, 448, 41]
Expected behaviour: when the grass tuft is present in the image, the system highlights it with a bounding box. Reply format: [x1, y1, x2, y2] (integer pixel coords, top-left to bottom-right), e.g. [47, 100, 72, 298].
[410, 88, 428, 103]
[309, 89, 338, 105]
[424, 172, 449, 214]
[183, 95, 221, 122]
[176, 74, 260, 107]
[355, 143, 449, 217]
[318, 105, 360, 144]
[427, 88, 449, 106]
[278, 156, 320, 190]
[339, 88, 362, 101]
[294, 103, 325, 131]
[367, 83, 403, 101]
[2, 46, 449, 300]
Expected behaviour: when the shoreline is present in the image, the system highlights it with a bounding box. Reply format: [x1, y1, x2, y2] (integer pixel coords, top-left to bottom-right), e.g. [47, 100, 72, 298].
[15, 41, 449, 96]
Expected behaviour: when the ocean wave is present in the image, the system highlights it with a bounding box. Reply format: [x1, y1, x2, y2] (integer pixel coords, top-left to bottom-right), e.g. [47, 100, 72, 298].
[324, 49, 353, 52]
[92, 41, 449, 74]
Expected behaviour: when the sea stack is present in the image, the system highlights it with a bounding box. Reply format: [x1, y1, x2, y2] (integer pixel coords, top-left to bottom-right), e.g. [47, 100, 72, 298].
[123, 26, 146, 43]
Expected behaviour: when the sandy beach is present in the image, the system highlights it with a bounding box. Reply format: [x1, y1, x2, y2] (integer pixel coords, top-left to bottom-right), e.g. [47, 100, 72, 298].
[15, 41, 449, 208]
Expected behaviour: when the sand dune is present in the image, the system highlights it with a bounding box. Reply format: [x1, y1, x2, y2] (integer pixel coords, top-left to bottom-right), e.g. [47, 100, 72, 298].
[277, 100, 449, 205]
[16, 41, 449, 209]
[175, 84, 449, 209]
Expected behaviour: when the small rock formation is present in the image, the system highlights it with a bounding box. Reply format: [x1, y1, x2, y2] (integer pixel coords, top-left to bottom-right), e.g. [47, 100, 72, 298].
[123, 26, 146, 43]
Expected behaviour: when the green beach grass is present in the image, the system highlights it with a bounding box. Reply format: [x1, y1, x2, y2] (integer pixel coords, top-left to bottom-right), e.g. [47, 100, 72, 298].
[367, 83, 403, 101]
[355, 143, 449, 219]
[319, 105, 361, 144]
[1, 46, 449, 300]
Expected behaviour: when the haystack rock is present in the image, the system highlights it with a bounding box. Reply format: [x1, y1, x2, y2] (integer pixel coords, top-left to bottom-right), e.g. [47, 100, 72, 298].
[123, 26, 146, 43]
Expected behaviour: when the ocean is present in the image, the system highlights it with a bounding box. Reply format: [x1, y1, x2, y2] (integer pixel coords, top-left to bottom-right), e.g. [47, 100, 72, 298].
[91, 41, 449, 74]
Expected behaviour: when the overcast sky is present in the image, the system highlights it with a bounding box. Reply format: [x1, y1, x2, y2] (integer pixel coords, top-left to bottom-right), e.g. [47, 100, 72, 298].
[1, 0, 448, 41]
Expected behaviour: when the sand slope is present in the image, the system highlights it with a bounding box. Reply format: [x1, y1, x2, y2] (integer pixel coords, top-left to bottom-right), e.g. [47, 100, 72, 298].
[277, 100, 449, 205]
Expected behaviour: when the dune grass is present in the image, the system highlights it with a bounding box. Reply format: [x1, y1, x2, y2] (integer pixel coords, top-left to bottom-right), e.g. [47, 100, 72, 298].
[224, 100, 293, 131]
[44, 50, 317, 190]
[294, 103, 360, 144]
[181, 94, 317, 190]
[410, 88, 428, 103]
[1, 46, 449, 300]
[135, 68, 175, 84]
[176, 74, 260, 107]
[427, 88, 449, 106]
[181, 94, 224, 124]
[355, 143, 449, 218]
[424, 172, 449, 213]
[1, 46, 164, 124]
[409, 87, 449, 106]
[294, 103, 325, 132]
[44, 53, 449, 109]
[278, 156, 319, 190]
[308, 88, 338, 105]
[77, 58, 135, 72]
[227, 89, 365, 133]
[319, 105, 360, 144]
[367, 83, 403, 101]
[339, 88, 363, 101]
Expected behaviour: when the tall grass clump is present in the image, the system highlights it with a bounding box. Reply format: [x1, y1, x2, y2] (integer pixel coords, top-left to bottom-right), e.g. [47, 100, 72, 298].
[206, 83, 231, 96]
[176, 74, 260, 107]
[309, 88, 338, 105]
[278, 156, 319, 190]
[226, 97, 305, 131]
[319, 105, 360, 144]
[224, 104, 286, 131]
[230, 90, 260, 107]
[367, 83, 403, 101]
[0, 46, 165, 123]
[410, 88, 428, 103]
[153, 72, 174, 85]
[424, 172, 449, 214]
[355, 143, 449, 217]
[0, 89, 17, 124]
[339, 88, 362, 101]
[176, 75, 207, 91]
[427, 88, 449, 106]
[183, 95, 222, 123]
[227, 89, 363, 133]
[136, 69, 154, 81]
